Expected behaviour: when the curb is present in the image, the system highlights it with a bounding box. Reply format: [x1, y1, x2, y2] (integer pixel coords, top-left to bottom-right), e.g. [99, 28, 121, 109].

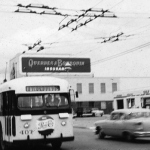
[74, 125, 95, 130]
[73, 126, 88, 129]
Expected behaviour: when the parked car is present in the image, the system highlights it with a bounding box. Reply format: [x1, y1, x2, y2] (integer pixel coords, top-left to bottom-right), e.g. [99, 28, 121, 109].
[90, 108, 104, 117]
[76, 107, 84, 117]
[76, 107, 104, 117]
[94, 108, 150, 141]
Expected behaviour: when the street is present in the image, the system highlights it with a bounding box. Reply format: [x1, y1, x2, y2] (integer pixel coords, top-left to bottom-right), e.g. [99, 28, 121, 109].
[35, 125, 150, 150]
[62, 127, 150, 150]
[24, 116, 150, 150]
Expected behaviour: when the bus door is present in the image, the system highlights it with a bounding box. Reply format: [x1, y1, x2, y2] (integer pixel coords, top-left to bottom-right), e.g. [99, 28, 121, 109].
[3, 91, 14, 143]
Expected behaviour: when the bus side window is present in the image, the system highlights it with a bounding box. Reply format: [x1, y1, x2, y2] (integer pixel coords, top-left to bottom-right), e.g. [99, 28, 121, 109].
[3, 92, 8, 115]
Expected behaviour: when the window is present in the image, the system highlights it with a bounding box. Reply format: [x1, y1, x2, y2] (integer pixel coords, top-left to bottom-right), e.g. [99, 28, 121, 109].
[77, 83, 82, 94]
[111, 113, 120, 120]
[111, 113, 125, 120]
[89, 83, 94, 94]
[18, 95, 43, 108]
[45, 94, 68, 107]
[18, 94, 69, 108]
[127, 98, 135, 108]
[112, 83, 117, 92]
[89, 102, 94, 108]
[101, 83, 106, 93]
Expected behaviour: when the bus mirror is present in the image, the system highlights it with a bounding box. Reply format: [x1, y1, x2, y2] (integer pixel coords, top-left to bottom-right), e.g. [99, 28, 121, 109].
[76, 91, 78, 98]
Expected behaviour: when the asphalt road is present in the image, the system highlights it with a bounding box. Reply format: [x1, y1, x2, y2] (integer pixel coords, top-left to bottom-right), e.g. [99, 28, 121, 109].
[62, 126, 150, 150]
[65, 116, 150, 150]
[73, 115, 110, 129]
[12, 116, 150, 150]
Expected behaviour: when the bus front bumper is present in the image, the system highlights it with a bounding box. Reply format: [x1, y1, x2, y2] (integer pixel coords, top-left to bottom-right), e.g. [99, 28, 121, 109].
[12, 136, 74, 145]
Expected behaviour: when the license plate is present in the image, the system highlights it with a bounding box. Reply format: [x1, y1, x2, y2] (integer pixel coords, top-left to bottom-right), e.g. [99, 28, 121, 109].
[37, 119, 55, 131]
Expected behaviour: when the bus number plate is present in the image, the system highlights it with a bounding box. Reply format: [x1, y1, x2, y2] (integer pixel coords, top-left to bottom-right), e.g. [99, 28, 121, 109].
[20, 130, 34, 135]
[37, 119, 55, 131]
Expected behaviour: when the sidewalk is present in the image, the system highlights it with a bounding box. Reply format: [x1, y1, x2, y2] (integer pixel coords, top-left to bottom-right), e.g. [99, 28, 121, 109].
[73, 115, 110, 129]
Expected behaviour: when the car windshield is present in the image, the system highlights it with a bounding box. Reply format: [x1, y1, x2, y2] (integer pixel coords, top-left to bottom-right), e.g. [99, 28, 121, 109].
[126, 112, 150, 119]
[18, 93, 69, 108]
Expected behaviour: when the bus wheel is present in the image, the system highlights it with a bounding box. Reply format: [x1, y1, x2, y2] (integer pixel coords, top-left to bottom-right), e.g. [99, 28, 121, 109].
[0, 130, 7, 150]
[51, 141, 62, 150]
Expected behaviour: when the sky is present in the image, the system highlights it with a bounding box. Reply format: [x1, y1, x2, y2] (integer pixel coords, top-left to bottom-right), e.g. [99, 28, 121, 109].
[1, 0, 150, 86]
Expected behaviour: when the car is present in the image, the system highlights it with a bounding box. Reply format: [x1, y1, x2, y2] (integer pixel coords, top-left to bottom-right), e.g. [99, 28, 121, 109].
[90, 108, 104, 117]
[76, 107, 84, 117]
[76, 107, 104, 117]
[94, 108, 150, 141]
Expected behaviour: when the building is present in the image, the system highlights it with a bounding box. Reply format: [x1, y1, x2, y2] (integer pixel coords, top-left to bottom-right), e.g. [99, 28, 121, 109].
[62, 76, 120, 114]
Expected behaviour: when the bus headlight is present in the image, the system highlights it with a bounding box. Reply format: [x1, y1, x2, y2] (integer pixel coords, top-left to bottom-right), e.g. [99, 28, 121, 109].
[24, 122, 30, 128]
[61, 121, 66, 126]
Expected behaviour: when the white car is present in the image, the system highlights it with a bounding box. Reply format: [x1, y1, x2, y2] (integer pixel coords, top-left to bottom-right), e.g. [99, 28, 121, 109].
[94, 108, 150, 141]
[91, 108, 104, 117]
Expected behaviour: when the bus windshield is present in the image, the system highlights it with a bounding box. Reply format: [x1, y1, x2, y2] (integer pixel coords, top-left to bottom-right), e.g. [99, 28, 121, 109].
[18, 93, 69, 108]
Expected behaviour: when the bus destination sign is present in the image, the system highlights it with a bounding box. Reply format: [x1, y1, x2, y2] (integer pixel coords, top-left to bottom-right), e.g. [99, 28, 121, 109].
[22, 57, 91, 73]
[26, 86, 60, 92]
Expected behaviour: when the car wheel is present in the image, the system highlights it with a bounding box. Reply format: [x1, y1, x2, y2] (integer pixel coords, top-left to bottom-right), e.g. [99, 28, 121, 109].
[92, 113, 95, 117]
[124, 133, 135, 141]
[98, 129, 105, 139]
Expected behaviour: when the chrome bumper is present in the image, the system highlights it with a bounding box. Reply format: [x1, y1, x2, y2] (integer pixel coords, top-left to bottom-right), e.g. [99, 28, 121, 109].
[133, 131, 150, 137]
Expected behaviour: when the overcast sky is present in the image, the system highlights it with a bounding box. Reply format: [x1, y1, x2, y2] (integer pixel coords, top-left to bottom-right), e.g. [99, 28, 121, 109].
[1, 0, 150, 84]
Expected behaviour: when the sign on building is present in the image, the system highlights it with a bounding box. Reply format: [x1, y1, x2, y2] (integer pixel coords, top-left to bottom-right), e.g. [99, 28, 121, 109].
[9, 53, 91, 80]
[22, 57, 90, 73]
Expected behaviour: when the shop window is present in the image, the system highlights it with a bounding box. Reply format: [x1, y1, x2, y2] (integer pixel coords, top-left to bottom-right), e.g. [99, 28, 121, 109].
[89, 102, 94, 108]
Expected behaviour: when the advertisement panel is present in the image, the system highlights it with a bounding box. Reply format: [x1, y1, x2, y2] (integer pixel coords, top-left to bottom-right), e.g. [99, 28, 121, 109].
[22, 57, 91, 73]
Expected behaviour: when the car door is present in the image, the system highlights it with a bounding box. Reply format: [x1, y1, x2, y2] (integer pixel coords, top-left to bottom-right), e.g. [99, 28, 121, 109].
[103, 113, 118, 136]
[113, 113, 125, 136]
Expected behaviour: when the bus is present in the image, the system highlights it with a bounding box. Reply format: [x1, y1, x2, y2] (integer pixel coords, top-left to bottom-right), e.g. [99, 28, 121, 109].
[0, 76, 77, 149]
[113, 87, 150, 110]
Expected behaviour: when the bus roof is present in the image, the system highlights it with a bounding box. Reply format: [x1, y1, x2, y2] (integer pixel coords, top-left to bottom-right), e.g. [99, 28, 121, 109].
[0, 76, 70, 93]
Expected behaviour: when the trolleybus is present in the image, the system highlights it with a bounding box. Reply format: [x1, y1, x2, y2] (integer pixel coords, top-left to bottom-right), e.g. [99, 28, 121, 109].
[0, 76, 76, 149]
[113, 87, 150, 110]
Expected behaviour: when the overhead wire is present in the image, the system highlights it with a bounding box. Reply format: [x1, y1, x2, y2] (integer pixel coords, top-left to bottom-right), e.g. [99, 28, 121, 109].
[13, 0, 138, 53]
[91, 41, 150, 66]
[18, 0, 107, 52]
[70, 0, 127, 55]
[3, 0, 150, 56]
